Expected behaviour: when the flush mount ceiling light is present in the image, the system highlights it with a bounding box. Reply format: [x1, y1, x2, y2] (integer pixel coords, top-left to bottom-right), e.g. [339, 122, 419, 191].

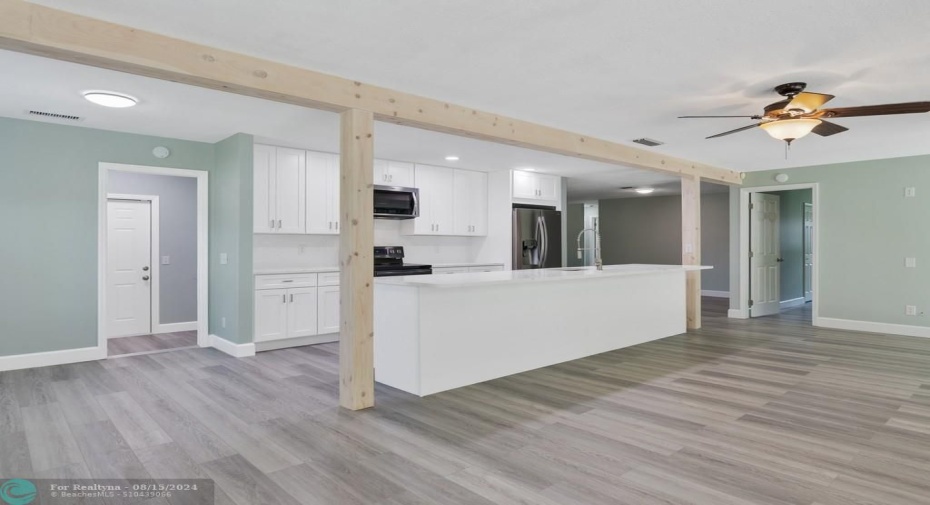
[760, 118, 821, 145]
[83, 91, 138, 108]
[444, 155, 459, 161]
[634, 187, 655, 194]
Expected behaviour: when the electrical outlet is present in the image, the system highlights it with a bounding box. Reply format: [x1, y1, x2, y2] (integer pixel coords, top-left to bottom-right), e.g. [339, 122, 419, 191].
[221, 317, 226, 328]
[905, 187, 917, 198]
[161, 255, 170, 265]
[906, 257, 917, 268]
[220, 253, 228, 265]
[906, 305, 918, 316]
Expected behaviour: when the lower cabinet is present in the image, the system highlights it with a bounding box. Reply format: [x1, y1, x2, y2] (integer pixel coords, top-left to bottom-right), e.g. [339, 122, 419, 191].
[254, 273, 339, 343]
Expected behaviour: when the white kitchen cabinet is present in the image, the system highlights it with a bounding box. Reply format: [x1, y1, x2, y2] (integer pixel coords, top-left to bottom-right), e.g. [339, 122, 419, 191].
[453, 169, 488, 236]
[286, 287, 318, 338]
[253, 145, 306, 234]
[317, 285, 341, 334]
[405, 164, 455, 235]
[512, 171, 560, 201]
[374, 159, 415, 187]
[254, 288, 289, 342]
[306, 151, 340, 235]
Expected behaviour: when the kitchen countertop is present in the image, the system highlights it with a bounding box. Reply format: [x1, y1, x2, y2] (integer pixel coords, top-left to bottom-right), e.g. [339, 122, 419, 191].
[376, 264, 710, 288]
[253, 267, 339, 275]
[429, 262, 505, 268]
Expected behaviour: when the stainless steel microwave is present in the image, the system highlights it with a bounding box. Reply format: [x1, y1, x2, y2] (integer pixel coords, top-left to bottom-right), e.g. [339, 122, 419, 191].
[373, 185, 419, 219]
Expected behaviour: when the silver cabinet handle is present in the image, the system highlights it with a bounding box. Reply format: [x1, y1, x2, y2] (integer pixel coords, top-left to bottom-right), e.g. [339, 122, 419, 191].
[281, 280, 293, 283]
[290, 294, 294, 302]
[142, 275, 150, 281]
[282, 294, 286, 303]
[277, 220, 282, 229]
[328, 222, 332, 230]
[336, 221, 339, 230]
[142, 266, 149, 271]
[270, 219, 274, 229]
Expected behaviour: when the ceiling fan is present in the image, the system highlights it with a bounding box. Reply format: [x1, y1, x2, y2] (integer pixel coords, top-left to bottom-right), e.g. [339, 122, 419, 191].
[680, 82, 930, 145]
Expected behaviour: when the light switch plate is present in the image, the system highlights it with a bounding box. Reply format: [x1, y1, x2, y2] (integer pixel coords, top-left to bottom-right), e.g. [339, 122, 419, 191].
[906, 305, 918, 316]
[161, 256, 170, 265]
[906, 257, 917, 268]
[220, 253, 228, 265]
[905, 187, 917, 198]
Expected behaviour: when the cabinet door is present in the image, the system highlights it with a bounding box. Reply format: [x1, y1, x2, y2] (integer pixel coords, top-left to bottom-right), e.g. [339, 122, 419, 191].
[287, 287, 318, 338]
[373, 159, 391, 185]
[254, 288, 288, 342]
[306, 151, 335, 234]
[274, 147, 306, 233]
[431, 167, 455, 234]
[536, 174, 560, 201]
[512, 170, 538, 199]
[410, 165, 438, 234]
[326, 154, 341, 232]
[317, 285, 341, 334]
[387, 161, 415, 187]
[468, 170, 488, 235]
[253, 144, 276, 233]
[452, 169, 472, 235]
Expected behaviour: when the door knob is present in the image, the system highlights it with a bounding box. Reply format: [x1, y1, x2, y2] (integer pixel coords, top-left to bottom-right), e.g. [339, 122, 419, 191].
[142, 266, 149, 271]
[142, 275, 150, 281]
[776, 258, 784, 262]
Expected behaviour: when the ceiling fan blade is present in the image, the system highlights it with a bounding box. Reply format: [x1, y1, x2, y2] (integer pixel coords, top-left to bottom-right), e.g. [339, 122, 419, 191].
[787, 92, 834, 112]
[679, 115, 762, 119]
[706, 123, 761, 139]
[811, 120, 848, 137]
[820, 101, 930, 118]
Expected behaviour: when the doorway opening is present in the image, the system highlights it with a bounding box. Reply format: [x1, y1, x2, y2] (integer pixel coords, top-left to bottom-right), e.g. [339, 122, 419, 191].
[99, 163, 209, 357]
[738, 183, 818, 324]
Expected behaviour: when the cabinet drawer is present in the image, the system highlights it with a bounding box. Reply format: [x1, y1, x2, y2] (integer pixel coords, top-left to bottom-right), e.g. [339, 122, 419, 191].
[255, 274, 317, 290]
[317, 271, 340, 286]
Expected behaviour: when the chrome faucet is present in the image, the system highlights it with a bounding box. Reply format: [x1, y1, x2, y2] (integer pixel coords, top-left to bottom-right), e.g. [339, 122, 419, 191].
[576, 227, 602, 271]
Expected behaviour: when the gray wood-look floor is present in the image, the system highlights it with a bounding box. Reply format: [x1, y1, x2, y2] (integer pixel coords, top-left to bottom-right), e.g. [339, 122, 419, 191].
[3, 299, 930, 504]
[108, 331, 198, 357]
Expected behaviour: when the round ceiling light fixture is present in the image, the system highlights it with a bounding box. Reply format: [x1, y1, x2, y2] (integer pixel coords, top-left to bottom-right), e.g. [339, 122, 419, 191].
[444, 155, 460, 161]
[634, 187, 655, 194]
[760, 118, 821, 144]
[83, 91, 138, 108]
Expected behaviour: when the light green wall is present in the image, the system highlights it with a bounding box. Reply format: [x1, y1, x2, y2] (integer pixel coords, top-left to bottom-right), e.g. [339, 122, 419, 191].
[210, 134, 254, 344]
[0, 117, 215, 356]
[734, 154, 930, 327]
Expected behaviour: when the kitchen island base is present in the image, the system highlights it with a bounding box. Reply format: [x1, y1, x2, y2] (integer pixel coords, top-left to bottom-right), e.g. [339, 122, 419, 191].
[374, 265, 700, 396]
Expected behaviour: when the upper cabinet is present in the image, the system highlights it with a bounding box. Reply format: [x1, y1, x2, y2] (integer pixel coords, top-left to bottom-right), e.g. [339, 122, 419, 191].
[405, 164, 455, 235]
[306, 151, 340, 234]
[453, 169, 488, 236]
[374, 159, 415, 187]
[512, 170, 560, 202]
[254, 145, 306, 234]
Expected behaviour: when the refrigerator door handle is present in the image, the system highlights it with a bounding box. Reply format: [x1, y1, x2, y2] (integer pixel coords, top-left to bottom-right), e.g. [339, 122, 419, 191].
[539, 216, 548, 267]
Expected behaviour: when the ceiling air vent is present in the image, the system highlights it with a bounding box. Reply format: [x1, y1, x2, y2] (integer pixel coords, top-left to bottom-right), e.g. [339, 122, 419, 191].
[26, 110, 84, 122]
[632, 137, 664, 147]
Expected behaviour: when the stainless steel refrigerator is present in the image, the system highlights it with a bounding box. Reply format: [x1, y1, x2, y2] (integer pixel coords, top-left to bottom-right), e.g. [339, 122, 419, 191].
[512, 206, 562, 269]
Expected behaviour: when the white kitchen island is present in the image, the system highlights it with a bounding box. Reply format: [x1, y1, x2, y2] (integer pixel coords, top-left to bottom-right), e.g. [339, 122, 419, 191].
[374, 264, 710, 396]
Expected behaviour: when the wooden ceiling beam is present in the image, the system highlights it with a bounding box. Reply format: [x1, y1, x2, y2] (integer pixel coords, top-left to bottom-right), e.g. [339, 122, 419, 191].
[0, 0, 742, 184]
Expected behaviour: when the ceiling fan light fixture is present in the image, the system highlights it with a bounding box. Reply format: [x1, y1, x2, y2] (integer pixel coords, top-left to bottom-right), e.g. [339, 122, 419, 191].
[760, 118, 821, 142]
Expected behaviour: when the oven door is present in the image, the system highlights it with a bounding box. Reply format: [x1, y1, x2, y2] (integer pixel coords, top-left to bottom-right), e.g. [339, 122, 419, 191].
[374, 185, 419, 219]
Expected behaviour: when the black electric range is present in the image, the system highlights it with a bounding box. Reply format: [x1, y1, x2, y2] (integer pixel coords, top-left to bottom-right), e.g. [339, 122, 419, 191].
[373, 246, 432, 277]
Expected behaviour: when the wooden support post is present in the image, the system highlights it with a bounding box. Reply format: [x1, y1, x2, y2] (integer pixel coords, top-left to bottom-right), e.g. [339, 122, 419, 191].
[681, 174, 702, 330]
[339, 109, 375, 410]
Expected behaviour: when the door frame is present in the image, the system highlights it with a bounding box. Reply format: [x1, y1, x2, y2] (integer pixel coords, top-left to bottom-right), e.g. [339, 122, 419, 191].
[98, 163, 209, 353]
[736, 182, 819, 325]
[106, 194, 160, 338]
[803, 202, 814, 303]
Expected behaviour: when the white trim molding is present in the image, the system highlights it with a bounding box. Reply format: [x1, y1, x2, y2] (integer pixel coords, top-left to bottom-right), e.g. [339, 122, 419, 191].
[210, 335, 256, 357]
[728, 308, 749, 319]
[153, 321, 198, 334]
[701, 290, 730, 298]
[0, 346, 106, 372]
[817, 318, 930, 339]
[780, 297, 807, 310]
[99, 162, 210, 361]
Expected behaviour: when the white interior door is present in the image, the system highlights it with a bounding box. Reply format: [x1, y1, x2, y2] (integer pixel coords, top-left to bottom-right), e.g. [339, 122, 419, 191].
[107, 200, 152, 337]
[750, 193, 781, 317]
[803, 202, 814, 303]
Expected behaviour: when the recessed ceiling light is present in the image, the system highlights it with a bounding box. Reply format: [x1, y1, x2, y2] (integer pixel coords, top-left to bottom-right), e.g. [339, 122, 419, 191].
[83, 91, 138, 108]
[444, 155, 459, 161]
[634, 187, 655, 194]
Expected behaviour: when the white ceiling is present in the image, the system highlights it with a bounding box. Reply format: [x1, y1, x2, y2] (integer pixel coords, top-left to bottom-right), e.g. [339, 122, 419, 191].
[25, 0, 930, 173]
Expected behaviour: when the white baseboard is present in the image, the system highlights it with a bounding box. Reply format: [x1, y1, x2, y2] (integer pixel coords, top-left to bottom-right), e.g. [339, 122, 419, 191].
[702, 290, 730, 298]
[153, 321, 198, 334]
[0, 346, 106, 372]
[254, 333, 339, 352]
[728, 308, 749, 319]
[210, 334, 256, 357]
[780, 298, 806, 309]
[817, 317, 930, 339]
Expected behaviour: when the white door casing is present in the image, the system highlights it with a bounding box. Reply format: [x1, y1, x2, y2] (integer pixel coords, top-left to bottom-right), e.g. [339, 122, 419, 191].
[750, 193, 781, 317]
[107, 200, 152, 337]
[803, 202, 814, 303]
